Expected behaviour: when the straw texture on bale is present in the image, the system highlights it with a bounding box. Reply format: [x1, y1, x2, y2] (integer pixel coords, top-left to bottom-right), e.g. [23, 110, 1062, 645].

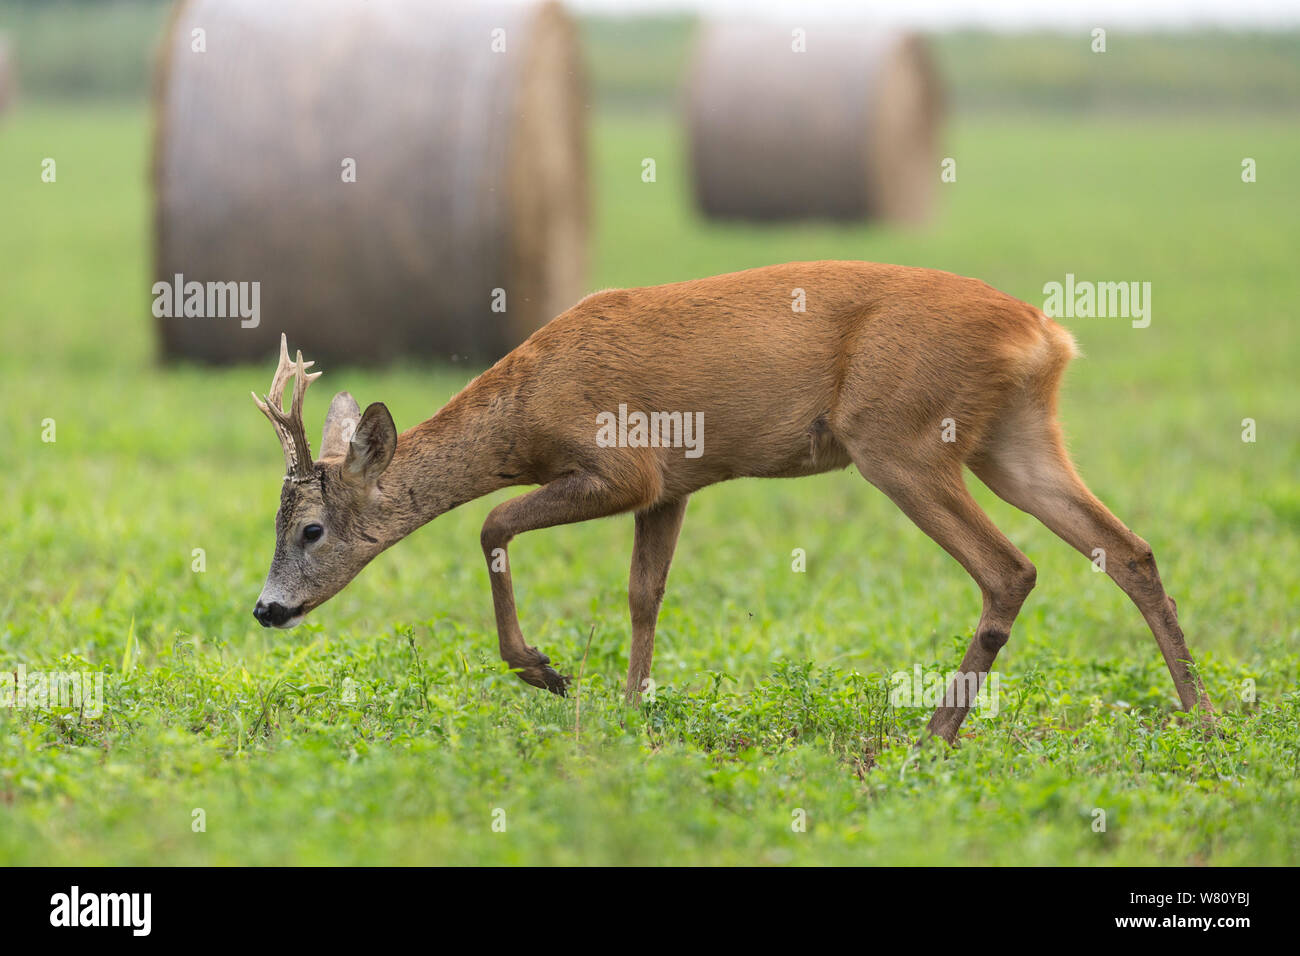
[687, 23, 941, 223]
[152, 0, 587, 364]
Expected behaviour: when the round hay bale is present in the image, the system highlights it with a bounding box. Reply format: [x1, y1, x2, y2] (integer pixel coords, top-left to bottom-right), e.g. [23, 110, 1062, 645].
[152, 0, 587, 365]
[0, 34, 14, 115]
[687, 23, 941, 223]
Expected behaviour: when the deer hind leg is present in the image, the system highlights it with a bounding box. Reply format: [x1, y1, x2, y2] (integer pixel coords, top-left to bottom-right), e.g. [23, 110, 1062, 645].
[626, 496, 689, 703]
[851, 453, 1037, 744]
[480, 470, 653, 696]
[969, 407, 1214, 719]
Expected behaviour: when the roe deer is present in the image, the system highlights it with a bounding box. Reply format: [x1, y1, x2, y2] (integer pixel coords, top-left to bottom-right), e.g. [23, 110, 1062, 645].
[251, 261, 1213, 743]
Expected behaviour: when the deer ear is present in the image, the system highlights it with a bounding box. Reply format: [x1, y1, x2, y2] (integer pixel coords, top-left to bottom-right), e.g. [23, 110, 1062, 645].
[320, 391, 361, 460]
[343, 402, 397, 486]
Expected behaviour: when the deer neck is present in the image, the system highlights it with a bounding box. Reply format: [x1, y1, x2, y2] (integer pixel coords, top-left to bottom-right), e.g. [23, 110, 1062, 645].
[376, 384, 522, 544]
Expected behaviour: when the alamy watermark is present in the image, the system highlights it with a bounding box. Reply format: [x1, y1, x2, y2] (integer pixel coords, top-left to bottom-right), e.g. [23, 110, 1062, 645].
[890, 665, 1001, 718]
[596, 404, 704, 459]
[1043, 273, 1151, 328]
[152, 273, 260, 328]
[1, 665, 104, 718]
[50, 886, 150, 936]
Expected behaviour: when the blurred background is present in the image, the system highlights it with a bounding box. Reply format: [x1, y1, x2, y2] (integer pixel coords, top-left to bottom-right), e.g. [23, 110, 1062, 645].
[3, 0, 1299, 366]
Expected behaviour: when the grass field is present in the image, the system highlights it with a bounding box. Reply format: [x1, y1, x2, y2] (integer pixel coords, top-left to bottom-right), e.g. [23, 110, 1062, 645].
[1, 103, 1297, 865]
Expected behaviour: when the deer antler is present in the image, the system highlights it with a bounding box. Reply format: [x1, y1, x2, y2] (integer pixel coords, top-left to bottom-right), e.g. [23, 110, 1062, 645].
[252, 333, 322, 482]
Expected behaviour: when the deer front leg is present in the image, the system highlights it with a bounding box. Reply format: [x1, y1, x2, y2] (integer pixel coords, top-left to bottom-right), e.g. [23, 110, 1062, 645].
[480, 471, 651, 695]
[626, 497, 689, 703]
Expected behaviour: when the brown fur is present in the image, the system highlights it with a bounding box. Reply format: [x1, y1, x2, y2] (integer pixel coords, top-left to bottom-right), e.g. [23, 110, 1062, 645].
[255, 261, 1213, 742]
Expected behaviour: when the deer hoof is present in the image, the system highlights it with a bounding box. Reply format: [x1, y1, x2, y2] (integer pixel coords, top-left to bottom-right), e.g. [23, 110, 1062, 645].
[539, 664, 571, 697]
[514, 652, 571, 696]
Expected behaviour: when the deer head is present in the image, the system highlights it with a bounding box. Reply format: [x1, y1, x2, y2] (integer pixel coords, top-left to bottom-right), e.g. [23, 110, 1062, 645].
[251, 334, 398, 628]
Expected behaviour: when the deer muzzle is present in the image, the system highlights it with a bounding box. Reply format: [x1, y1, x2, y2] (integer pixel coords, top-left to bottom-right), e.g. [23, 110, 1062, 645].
[253, 600, 305, 629]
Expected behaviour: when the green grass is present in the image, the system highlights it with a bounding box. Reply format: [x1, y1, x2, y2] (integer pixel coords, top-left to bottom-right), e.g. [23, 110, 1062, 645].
[0, 104, 1297, 864]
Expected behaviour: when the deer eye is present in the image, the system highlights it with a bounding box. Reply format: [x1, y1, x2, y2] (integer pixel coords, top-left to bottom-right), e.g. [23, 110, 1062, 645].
[302, 523, 325, 544]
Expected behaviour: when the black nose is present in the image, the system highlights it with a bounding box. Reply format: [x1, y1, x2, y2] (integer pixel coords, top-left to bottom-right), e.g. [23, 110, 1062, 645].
[253, 601, 290, 627]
